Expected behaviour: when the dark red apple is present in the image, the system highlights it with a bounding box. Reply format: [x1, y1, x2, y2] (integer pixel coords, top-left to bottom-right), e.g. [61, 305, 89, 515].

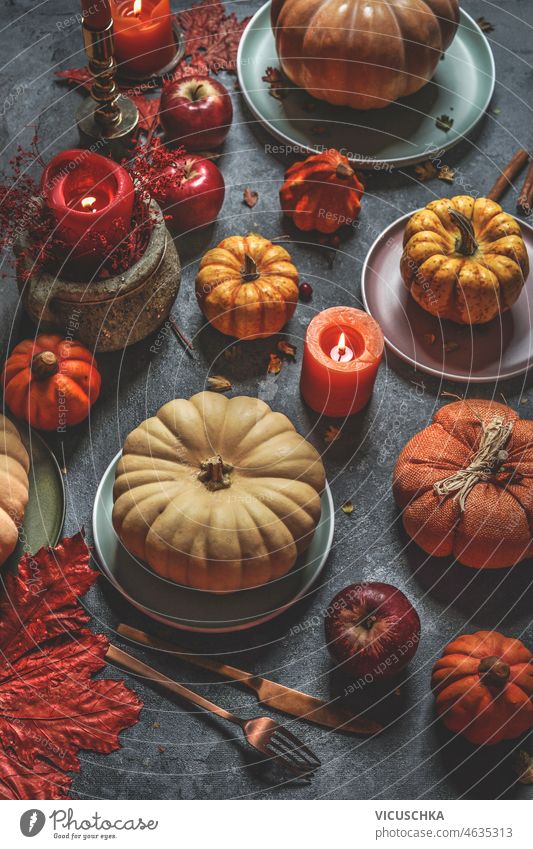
[160, 75, 233, 150]
[153, 154, 225, 233]
[324, 582, 420, 681]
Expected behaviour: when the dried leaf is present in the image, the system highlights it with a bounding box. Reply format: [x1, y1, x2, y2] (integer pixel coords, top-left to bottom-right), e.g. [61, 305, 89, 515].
[267, 354, 282, 375]
[324, 425, 341, 445]
[341, 501, 354, 515]
[444, 341, 460, 353]
[262, 66, 288, 100]
[415, 161, 438, 181]
[512, 750, 533, 784]
[0, 534, 141, 799]
[207, 375, 232, 392]
[224, 345, 241, 362]
[277, 340, 297, 359]
[243, 187, 259, 208]
[477, 17, 494, 33]
[438, 165, 455, 183]
[177, 1, 251, 74]
[436, 114, 454, 133]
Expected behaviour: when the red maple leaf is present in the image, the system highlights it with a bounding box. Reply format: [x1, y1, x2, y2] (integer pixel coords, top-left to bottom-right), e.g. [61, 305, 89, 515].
[177, 1, 251, 73]
[0, 533, 142, 800]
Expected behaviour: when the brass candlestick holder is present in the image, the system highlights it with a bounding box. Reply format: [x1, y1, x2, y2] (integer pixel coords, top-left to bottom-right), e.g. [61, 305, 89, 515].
[77, 18, 139, 160]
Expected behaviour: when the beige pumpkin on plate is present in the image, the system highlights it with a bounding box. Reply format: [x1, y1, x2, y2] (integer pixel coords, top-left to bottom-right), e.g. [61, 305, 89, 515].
[112, 392, 325, 592]
[0, 415, 30, 566]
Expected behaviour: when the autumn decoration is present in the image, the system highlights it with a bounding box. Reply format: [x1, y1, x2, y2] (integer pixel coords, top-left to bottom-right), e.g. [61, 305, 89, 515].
[0, 533, 141, 799]
[113, 392, 325, 592]
[432, 631, 533, 745]
[0, 416, 29, 567]
[2, 335, 101, 431]
[195, 234, 299, 339]
[279, 149, 364, 234]
[271, 0, 459, 110]
[401, 196, 529, 324]
[393, 399, 533, 569]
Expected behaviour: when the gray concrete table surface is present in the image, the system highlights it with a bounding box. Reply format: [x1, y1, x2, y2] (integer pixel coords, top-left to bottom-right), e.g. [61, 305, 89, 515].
[1, 0, 533, 800]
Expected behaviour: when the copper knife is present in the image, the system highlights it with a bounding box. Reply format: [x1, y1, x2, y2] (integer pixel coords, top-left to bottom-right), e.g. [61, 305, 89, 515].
[117, 623, 381, 736]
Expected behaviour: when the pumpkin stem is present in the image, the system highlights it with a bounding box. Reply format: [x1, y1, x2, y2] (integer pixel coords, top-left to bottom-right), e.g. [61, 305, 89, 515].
[335, 161, 354, 180]
[449, 208, 478, 256]
[478, 656, 510, 688]
[31, 351, 59, 380]
[198, 455, 233, 491]
[241, 253, 260, 283]
[434, 416, 513, 512]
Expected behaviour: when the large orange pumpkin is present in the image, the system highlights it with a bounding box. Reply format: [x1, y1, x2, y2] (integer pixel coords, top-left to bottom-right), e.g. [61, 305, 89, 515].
[271, 0, 460, 110]
[280, 150, 364, 234]
[432, 631, 533, 745]
[2, 335, 101, 431]
[393, 400, 533, 569]
[195, 234, 299, 339]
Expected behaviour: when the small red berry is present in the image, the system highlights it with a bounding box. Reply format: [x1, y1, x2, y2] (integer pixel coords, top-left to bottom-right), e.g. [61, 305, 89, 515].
[299, 281, 313, 302]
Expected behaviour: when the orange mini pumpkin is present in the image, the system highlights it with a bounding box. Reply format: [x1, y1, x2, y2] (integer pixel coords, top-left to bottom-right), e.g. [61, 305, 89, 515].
[2, 334, 101, 431]
[393, 399, 533, 569]
[432, 631, 533, 745]
[195, 233, 299, 339]
[280, 149, 364, 234]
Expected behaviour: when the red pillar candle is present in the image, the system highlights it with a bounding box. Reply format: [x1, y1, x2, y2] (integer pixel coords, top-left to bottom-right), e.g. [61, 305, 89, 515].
[40, 149, 134, 263]
[81, 0, 112, 29]
[111, 0, 175, 76]
[300, 307, 384, 417]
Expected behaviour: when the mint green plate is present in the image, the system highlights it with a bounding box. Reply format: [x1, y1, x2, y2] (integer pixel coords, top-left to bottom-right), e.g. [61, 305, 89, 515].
[237, 2, 495, 168]
[93, 452, 334, 633]
[4, 425, 65, 569]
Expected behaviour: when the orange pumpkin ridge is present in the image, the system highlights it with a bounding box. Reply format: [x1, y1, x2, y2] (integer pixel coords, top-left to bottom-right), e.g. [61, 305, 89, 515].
[280, 149, 364, 234]
[393, 400, 533, 569]
[2, 334, 101, 431]
[432, 630, 533, 745]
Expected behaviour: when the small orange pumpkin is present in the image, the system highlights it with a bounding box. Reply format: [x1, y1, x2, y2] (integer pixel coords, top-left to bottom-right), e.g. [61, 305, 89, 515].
[280, 149, 364, 234]
[195, 233, 299, 339]
[432, 631, 533, 745]
[2, 334, 101, 431]
[393, 399, 533, 569]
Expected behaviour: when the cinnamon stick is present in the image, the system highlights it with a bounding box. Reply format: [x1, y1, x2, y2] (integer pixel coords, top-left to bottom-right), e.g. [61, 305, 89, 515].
[517, 159, 533, 215]
[486, 149, 529, 202]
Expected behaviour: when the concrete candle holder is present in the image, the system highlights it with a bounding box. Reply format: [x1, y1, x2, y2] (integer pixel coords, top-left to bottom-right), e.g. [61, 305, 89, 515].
[16, 200, 181, 352]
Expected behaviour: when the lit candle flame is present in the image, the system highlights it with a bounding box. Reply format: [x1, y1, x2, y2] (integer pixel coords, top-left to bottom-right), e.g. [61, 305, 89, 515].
[133, 0, 142, 14]
[81, 196, 96, 210]
[337, 332, 346, 354]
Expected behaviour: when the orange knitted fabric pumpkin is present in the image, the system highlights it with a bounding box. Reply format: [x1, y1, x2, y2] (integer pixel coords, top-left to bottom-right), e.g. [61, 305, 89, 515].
[393, 400, 533, 569]
[432, 631, 533, 745]
[279, 149, 364, 234]
[2, 334, 101, 431]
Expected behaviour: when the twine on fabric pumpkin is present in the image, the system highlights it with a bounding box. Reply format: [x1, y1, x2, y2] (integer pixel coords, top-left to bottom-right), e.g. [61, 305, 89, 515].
[433, 416, 514, 512]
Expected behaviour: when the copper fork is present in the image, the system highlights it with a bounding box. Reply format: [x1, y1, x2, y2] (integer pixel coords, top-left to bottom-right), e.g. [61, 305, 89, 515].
[107, 645, 321, 778]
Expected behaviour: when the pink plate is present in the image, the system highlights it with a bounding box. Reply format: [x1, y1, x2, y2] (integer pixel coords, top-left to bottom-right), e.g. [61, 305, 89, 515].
[361, 212, 533, 383]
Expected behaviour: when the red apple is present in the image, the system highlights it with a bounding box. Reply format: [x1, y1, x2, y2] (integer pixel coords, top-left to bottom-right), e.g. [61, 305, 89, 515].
[154, 154, 225, 233]
[160, 75, 233, 150]
[324, 582, 420, 681]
